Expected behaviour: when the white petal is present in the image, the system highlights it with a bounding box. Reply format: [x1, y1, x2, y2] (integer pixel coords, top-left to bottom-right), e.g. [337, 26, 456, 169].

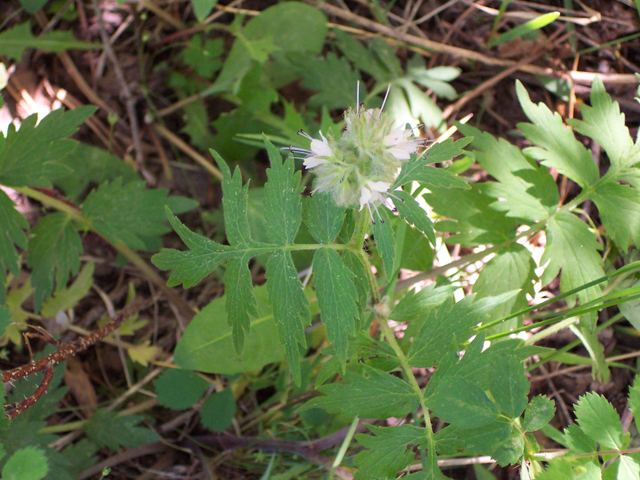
[386, 146, 411, 160]
[359, 187, 372, 210]
[383, 126, 406, 146]
[310, 138, 332, 157]
[304, 157, 329, 169]
[367, 181, 390, 193]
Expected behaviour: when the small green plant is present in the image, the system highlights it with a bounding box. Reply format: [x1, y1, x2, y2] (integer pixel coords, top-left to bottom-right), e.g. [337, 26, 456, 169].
[151, 77, 640, 478]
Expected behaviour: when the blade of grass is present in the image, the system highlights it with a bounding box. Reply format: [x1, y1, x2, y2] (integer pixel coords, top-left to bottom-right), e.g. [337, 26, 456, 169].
[489, 12, 561, 47]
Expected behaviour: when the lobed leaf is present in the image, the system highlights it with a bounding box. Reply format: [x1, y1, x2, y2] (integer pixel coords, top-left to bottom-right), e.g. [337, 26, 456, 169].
[522, 395, 556, 432]
[590, 180, 640, 253]
[224, 258, 258, 353]
[309, 365, 419, 419]
[392, 190, 436, 245]
[354, 425, 428, 480]
[304, 192, 346, 244]
[372, 208, 395, 279]
[83, 409, 161, 450]
[574, 392, 624, 450]
[0, 189, 28, 303]
[516, 80, 598, 188]
[0, 107, 96, 188]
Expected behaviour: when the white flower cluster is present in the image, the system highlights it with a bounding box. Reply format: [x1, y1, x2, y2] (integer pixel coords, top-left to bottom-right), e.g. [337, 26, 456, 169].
[293, 92, 422, 216]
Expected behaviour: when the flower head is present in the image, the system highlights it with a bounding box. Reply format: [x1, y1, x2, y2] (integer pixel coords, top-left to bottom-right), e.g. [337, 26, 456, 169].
[293, 87, 423, 213]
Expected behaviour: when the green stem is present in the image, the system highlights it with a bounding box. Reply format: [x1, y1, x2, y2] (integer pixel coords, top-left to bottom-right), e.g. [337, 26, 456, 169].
[329, 416, 360, 480]
[376, 315, 436, 454]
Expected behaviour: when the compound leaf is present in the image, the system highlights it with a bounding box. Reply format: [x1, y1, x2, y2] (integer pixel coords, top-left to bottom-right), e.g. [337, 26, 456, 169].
[574, 392, 623, 450]
[27, 213, 82, 312]
[263, 139, 303, 245]
[312, 248, 358, 366]
[83, 409, 161, 450]
[0, 107, 96, 187]
[354, 425, 427, 480]
[568, 76, 640, 170]
[590, 180, 640, 253]
[0, 189, 28, 303]
[308, 364, 418, 419]
[265, 250, 309, 385]
[300, 52, 362, 110]
[516, 80, 598, 188]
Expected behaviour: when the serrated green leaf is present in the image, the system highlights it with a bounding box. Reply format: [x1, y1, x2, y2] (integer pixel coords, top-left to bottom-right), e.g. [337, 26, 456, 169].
[152, 209, 260, 288]
[263, 140, 303, 245]
[60, 439, 98, 478]
[425, 185, 519, 246]
[154, 369, 209, 410]
[563, 424, 597, 454]
[523, 395, 556, 432]
[574, 392, 623, 450]
[490, 432, 524, 466]
[428, 376, 499, 428]
[0, 107, 96, 187]
[265, 250, 309, 385]
[607, 456, 640, 480]
[392, 190, 436, 245]
[214, 151, 253, 246]
[590, 180, 640, 253]
[488, 353, 529, 418]
[174, 285, 285, 374]
[182, 36, 223, 78]
[27, 213, 81, 312]
[409, 296, 492, 368]
[2, 447, 49, 480]
[304, 192, 346, 244]
[341, 250, 370, 326]
[83, 178, 190, 251]
[83, 409, 161, 450]
[570, 323, 609, 382]
[354, 425, 427, 480]
[312, 248, 358, 366]
[392, 139, 471, 190]
[200, 389, 236, 432]
[541, 211, 604, 310]
[391, 284, 457, 324]
[0, 306, 10, 337]
[0, 23, 100, 61]
[372, 208, 395, 279]
[309, 364, 418, 419]
[516, 80, 598, 188]
[224, 258, 258, 353]
[19, 0, 49, 14]
[436, 419, 512, 455]
[568, 76, 640, 169]
[40, 261, 94, 318]
[458, 123, 558, 221]
[300, 52, 361, 110]
[0, 189, 28, 303]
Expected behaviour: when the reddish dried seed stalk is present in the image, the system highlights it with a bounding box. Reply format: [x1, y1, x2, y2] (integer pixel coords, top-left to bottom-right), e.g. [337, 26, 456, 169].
[5, 365, 54, 419]
[2, 299, 149, 418]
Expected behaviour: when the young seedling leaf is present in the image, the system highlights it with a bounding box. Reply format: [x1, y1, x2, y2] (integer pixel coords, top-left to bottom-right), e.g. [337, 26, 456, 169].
[0, 107, 96, 187]
[27, 213, 82, 312]
[354, 425, 427, 480]
[516, 81, 599, 188]
[263, 139, 303, 245]
[312, 248, 358, 366]
[2, 447, 49, 480]
[201, 389, 237, 432]
[265, 251, 309, 385]
[83, 409, 161, 450]
[308, 364, 418, 419]
[489, 12, 560, 48]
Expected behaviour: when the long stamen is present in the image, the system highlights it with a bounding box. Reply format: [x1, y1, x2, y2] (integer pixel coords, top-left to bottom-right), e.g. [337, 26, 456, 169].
[297, 129, 314, 141]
